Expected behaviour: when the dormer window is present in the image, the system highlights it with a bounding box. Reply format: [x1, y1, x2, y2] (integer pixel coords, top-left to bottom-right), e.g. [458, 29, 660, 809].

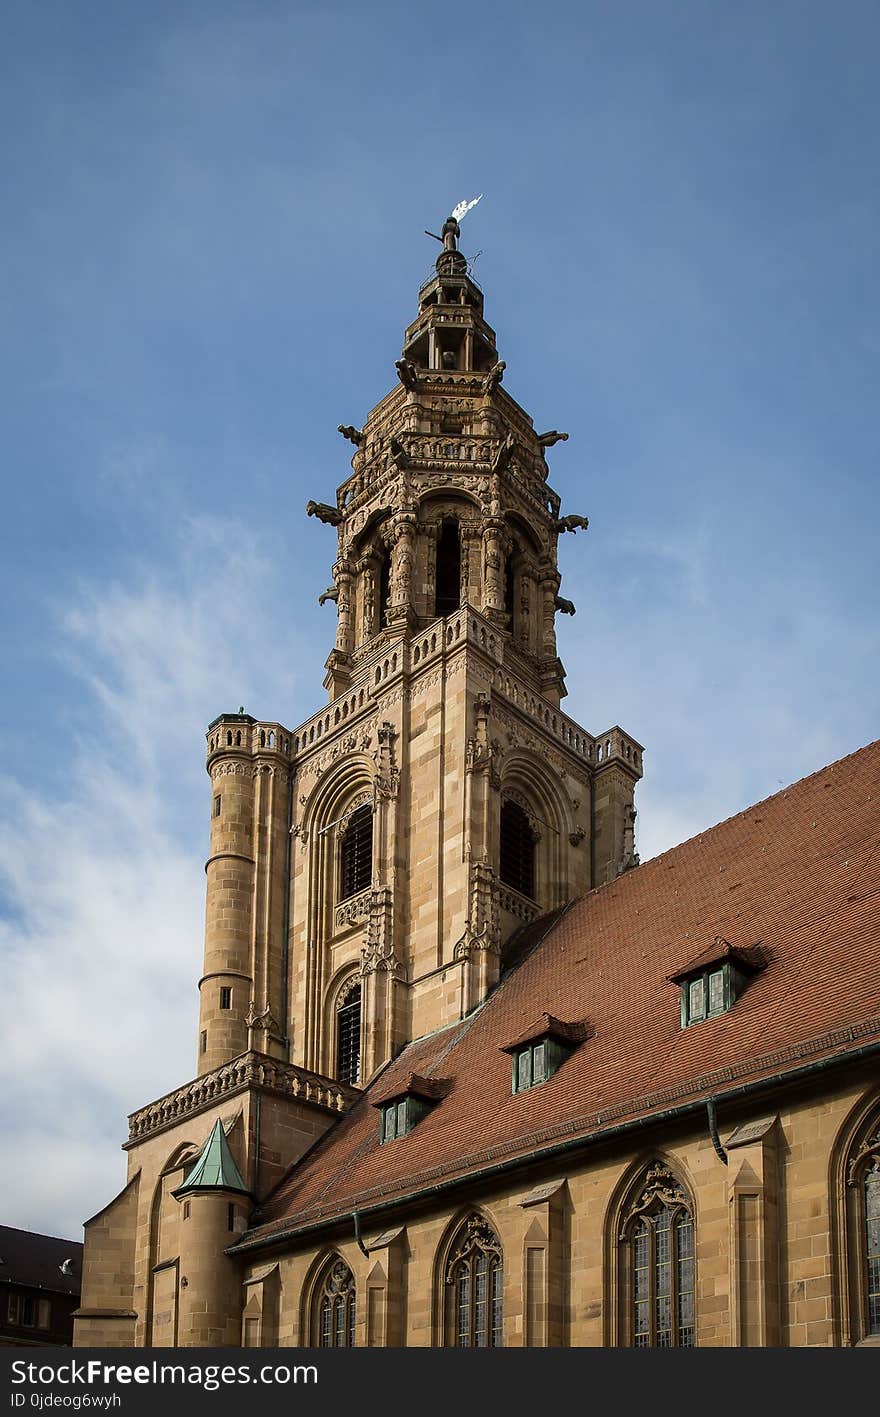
[668, 937, 765, 1029]
[371, 1073, 452, 1142]
[501, 1014, 592, 1094]
[381, 1095, 429, 1142]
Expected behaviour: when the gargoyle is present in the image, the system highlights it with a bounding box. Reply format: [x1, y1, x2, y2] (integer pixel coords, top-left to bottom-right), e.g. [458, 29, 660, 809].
[306, 500, 342, 526]
[390, 437, 409, 468]
[537, 430, 569, 447]
[481, 359, 506, 394]
[554, 595, 577, 616]
[318, 587, 339, 606]
[395, 358, 419, 390]
[552, 514, 590, 535]
[337, 424, 364, 446]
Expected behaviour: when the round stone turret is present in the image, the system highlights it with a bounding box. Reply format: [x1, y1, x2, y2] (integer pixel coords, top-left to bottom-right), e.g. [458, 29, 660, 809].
[199, 712, 293, 1075]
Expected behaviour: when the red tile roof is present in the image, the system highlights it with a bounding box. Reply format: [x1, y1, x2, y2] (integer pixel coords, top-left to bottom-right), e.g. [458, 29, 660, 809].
[369, 1072, 453, 1107]
[666, 935, 767, 982]
[245, 739, 880, 1247]
[500, 1013, 593, 1052]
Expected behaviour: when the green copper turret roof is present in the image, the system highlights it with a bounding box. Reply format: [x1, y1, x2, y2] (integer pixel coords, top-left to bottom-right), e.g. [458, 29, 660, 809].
[172, 1119, 249, 1199]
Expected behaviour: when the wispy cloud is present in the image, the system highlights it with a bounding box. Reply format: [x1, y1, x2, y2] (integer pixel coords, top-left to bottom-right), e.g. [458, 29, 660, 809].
[0, 516, 297, 1238]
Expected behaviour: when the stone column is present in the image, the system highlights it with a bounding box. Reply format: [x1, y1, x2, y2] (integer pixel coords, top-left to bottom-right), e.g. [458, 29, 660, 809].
[539, 570, 560, 658]
[333, 558, 355, 655]
[385, 514, 416, 627]
[481, 518, 507, 623]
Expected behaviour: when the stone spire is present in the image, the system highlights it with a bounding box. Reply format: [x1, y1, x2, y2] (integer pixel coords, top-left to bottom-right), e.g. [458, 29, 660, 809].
[310, 221, 590, 708]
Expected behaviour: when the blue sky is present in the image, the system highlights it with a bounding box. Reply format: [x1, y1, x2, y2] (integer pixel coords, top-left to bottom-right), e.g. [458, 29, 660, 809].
[1, 1, 878, 1239]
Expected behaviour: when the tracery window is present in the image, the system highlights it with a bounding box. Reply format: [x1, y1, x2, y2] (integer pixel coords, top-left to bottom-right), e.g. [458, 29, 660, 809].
[340, 804, 372, 900]
[445, 1215, 503, 1347]
[499, 799, 536, 900]
[335, 980, 361, 1086]
[316, 1259, 356, 1347]
[620, 1162, 695, 1348]
[846, 1120, 880, 1339]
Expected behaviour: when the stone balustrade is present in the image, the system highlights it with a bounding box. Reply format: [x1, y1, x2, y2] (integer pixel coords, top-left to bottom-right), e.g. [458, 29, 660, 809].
[126, 1052, 359, 1144]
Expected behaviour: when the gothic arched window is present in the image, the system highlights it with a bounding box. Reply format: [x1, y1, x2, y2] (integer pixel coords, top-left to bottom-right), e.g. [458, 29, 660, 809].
[500, 799, 536, 900]
[619, 1162, 695, 1348]
[435, 520, 461, 617]
[335, 980, 361, 1086]
[445, 1215, 503, 1347]
[315, 1258, 356, 1347]
[844, 1114, 880, 1341]
[340, 804, 372, 900]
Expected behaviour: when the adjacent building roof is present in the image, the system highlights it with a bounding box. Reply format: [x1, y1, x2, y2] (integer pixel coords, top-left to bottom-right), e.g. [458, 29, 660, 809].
[173, 1119, 249, 1198]
[241, 738, 880, 1250]
[0, 1226, 83, 1295]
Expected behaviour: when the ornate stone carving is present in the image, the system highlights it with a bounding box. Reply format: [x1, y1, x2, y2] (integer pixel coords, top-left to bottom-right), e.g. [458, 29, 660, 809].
[334, 888, 371, 931]
[454, 861, 500, 959]
[846, 1129, 880, 1186]
[444, 1216, 501, 1283]
[245, 1001, 280, 1038]
[619, 1163, 690, 1237]
[337, 790, 373, 839]
[373, 721, 400, 802]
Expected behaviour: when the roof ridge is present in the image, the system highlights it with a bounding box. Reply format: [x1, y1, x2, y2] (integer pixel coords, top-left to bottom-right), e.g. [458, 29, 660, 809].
[627, 735, 880, 881]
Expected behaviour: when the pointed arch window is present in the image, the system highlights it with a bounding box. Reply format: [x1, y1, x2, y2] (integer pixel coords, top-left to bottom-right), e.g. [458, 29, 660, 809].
[619, 1163, 695, 1348]
[500, 798, 536, 900]
[445, 1216, 503, 1347]
[378, 547, 391, 629]
[340, 804, 372, 900]
[435, 520, 461, 617]
[316, 1259, 356, 1347]
[336, 980, 361, 1086]
[844, 1115, 880, 1340]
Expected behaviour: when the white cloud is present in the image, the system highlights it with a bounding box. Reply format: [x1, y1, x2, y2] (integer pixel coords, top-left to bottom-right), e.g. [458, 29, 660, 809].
[0, 516, 299, 1239]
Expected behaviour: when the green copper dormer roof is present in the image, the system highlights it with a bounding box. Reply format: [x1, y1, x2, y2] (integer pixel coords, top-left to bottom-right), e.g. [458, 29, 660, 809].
[172, 1119, 249, 1200]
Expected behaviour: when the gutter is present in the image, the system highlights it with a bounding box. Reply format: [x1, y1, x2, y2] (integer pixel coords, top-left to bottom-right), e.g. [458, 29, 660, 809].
[227, 1036, 880, 1257]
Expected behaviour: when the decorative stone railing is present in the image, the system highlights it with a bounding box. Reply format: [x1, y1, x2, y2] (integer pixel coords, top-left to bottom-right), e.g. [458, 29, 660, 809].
[498, 886, 540, 924]
[334, 888, 372, 932]
[127, 1052, 360, 1143]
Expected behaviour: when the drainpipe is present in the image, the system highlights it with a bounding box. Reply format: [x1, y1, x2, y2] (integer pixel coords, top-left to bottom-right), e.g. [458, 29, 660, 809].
[352, 1210, 381, 1258]
[706, 1096, 727, 1165]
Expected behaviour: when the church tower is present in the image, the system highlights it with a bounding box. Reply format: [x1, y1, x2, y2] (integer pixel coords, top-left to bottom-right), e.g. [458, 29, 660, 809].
[202, 213, 643, 1088]
[73, 216, 643, 1348]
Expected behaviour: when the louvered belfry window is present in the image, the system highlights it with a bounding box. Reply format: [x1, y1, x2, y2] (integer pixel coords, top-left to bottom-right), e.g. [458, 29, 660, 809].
[499, 799, 535, 899]
[340, 805, 372, 899]
[336, 983, 361, 1086]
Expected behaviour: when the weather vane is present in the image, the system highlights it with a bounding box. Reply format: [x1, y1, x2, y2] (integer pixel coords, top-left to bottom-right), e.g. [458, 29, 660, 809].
[425, 194, 483, 252]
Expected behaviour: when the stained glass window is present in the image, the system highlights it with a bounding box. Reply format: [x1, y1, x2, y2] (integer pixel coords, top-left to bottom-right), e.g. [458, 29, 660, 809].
[317, 1259, 356, 1347]
[866, 1162, 880, 1335]
[446, 1216, 503, 1347]
[622, 1163, 695, 1348]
